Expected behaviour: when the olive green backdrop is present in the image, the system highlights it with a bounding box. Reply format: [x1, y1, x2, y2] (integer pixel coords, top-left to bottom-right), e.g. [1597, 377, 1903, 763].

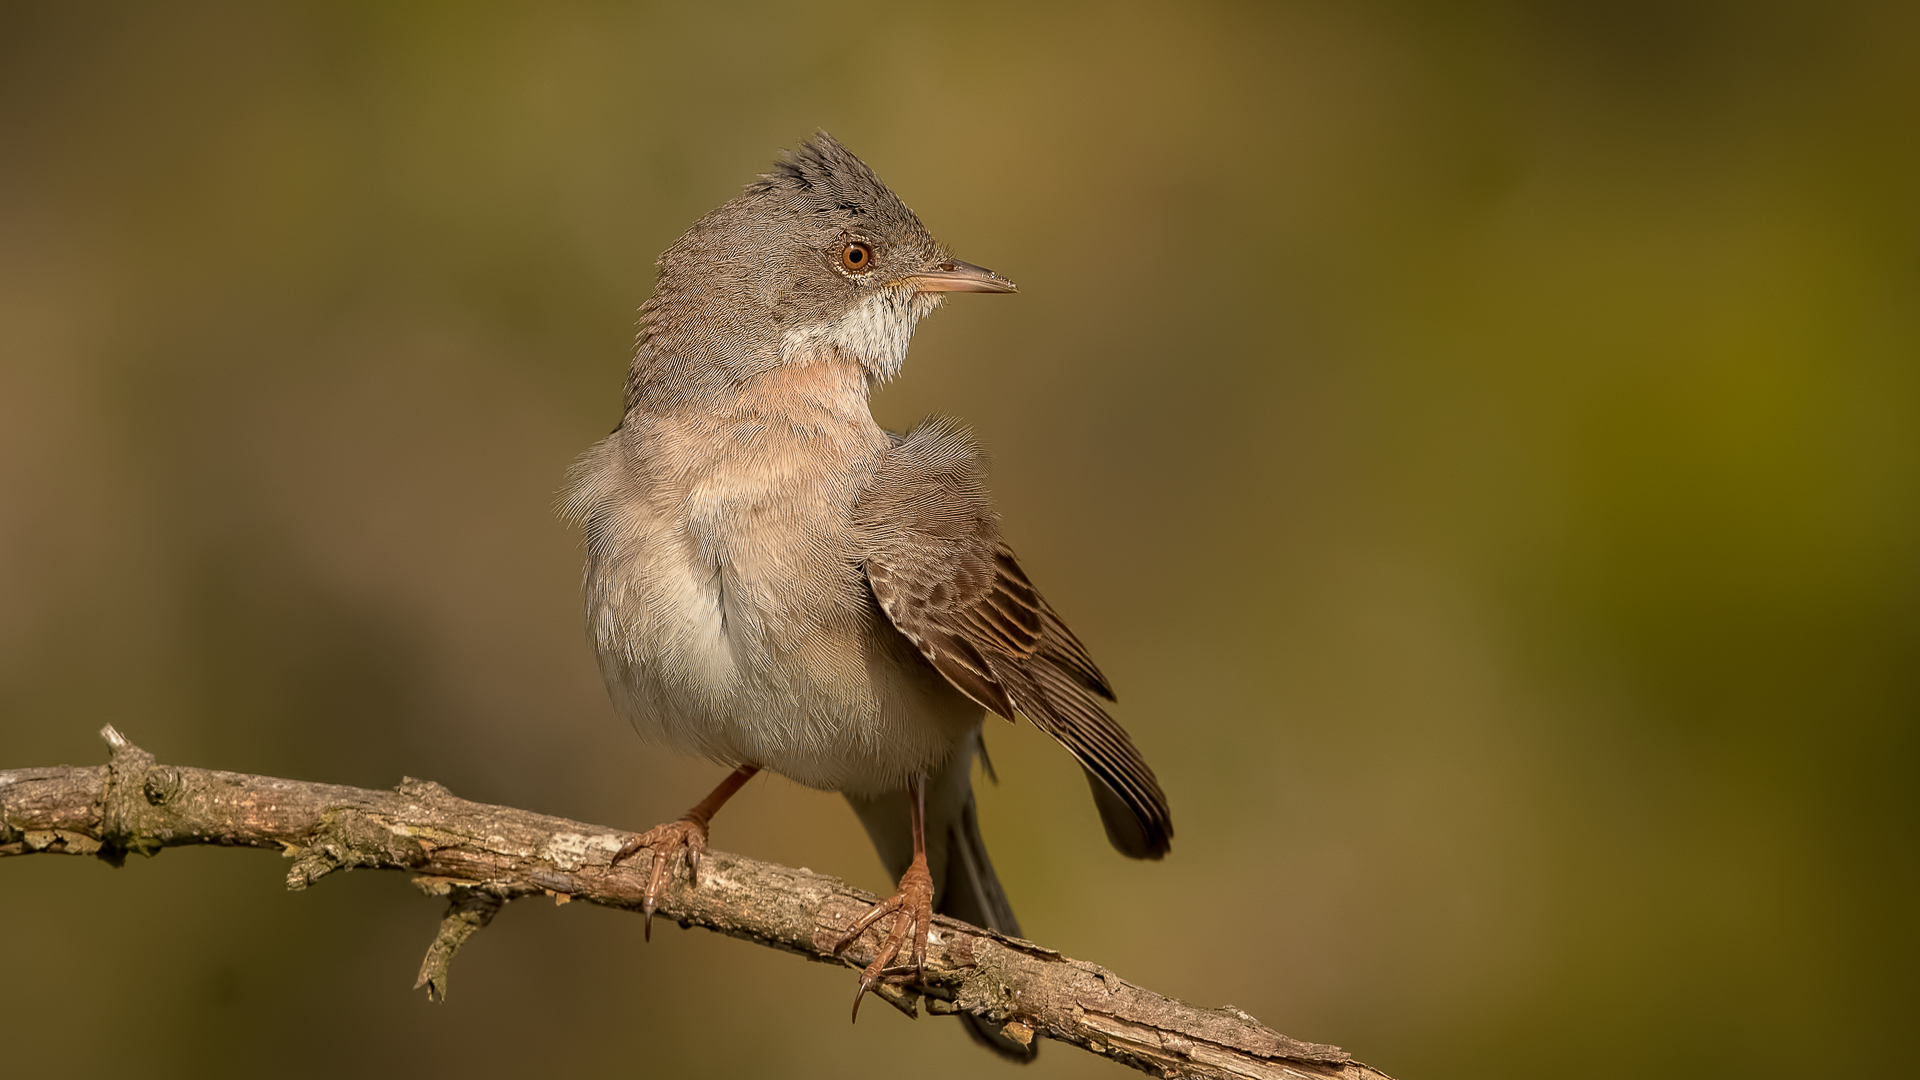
[2, 3, 1914, 1078]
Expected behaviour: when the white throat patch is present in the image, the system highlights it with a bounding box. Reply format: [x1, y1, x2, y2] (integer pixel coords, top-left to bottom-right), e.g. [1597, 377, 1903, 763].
[780, 287, 945, 381]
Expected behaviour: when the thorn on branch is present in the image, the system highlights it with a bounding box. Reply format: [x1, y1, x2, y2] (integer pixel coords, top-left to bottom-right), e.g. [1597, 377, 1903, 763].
[96, 724, 161, 866]
[413, 880, 506, 1002]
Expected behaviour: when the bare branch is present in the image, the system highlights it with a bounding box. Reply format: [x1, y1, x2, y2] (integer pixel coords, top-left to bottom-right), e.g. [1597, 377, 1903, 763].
[0, 729, 1394, 1080]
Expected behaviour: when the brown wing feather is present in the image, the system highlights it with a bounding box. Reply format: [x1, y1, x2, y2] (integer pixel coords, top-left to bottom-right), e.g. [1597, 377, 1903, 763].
[852, 417, 1173, 859]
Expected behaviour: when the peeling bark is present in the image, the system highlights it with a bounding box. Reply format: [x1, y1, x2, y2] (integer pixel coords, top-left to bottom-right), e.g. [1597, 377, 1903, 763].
[1, 727, 1394, 1080]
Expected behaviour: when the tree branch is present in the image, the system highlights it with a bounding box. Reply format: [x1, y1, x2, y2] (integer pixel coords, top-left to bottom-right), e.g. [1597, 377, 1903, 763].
[1, 727, 1393, 1080]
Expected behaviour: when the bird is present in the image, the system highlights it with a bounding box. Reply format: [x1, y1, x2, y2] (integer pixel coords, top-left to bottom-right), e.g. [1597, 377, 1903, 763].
[563, 132, 1172, 1059]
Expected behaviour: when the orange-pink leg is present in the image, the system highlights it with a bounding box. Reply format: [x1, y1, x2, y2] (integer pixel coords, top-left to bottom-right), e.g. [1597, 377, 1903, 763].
[833, 773, 934, 1021]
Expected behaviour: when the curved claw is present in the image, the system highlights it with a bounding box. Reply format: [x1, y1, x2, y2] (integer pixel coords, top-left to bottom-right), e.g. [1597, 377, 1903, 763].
[643, 847, 668, 942]
[852, 968, 882, 1022]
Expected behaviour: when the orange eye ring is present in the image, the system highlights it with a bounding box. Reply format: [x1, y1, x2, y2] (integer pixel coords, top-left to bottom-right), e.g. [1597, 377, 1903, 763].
[840, 241, 874, 274]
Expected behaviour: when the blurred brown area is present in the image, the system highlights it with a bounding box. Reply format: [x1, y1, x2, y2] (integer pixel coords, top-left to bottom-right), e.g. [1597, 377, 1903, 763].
[2, 2, 1915, 1077]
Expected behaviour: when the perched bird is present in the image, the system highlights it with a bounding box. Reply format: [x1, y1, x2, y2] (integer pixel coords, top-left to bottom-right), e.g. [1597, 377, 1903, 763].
[564, 132, 1171, 1058]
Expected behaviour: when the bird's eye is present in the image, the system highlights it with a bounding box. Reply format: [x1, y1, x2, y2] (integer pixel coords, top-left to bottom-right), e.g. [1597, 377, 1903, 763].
[840, 241, 874, 274]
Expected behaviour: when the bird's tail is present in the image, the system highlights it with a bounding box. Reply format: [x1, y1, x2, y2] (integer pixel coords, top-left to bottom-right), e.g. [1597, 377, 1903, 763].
[937, 790, 1039, 1062]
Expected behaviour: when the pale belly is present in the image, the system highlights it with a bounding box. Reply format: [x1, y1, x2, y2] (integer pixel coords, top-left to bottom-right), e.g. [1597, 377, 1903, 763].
[589, 529, 982, 795]
[579, 426, 983, 797]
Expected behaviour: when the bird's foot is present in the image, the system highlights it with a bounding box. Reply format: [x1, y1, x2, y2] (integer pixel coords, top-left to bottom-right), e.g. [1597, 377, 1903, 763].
[612, 817, 709, 942]
[833, 854, 935, 1022]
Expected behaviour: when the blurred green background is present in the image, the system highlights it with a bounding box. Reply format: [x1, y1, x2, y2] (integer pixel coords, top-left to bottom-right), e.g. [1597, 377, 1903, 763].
[3, 2, 1915, 1077]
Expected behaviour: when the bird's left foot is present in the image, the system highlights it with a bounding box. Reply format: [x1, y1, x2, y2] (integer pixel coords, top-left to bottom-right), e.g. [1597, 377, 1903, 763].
[833, 854, 935, 1021]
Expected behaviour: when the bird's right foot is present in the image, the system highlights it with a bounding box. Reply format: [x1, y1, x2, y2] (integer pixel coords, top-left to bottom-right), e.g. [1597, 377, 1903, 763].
[612, 817, 709, 941]
[608, 765, 760, 941]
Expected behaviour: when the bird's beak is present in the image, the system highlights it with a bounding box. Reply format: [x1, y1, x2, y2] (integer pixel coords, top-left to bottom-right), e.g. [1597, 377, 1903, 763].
[904, 259, 1018, 294]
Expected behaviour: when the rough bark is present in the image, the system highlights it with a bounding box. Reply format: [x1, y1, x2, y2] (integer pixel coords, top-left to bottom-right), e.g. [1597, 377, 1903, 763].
[1, 727, 1394, 1080]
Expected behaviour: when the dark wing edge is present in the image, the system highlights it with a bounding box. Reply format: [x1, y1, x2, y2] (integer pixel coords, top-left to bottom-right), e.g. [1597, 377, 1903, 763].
[856, 417, 1173, 860]
[988, 639, 1173, 860]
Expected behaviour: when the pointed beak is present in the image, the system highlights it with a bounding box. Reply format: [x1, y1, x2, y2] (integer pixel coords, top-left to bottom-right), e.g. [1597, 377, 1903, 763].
[904, 259, 1018, 294]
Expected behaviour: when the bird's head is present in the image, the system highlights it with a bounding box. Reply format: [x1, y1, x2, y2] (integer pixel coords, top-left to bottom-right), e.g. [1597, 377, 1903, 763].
[632, 132, 1014, 402]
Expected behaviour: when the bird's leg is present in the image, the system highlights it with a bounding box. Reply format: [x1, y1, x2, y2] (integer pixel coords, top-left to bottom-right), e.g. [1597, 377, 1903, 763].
[612, 764, 759, 941]
[834, 772, 935, 1021]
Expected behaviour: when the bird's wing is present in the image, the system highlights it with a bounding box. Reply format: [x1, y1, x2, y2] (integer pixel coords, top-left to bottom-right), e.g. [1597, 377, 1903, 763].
[852, 417, 1172, 859]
